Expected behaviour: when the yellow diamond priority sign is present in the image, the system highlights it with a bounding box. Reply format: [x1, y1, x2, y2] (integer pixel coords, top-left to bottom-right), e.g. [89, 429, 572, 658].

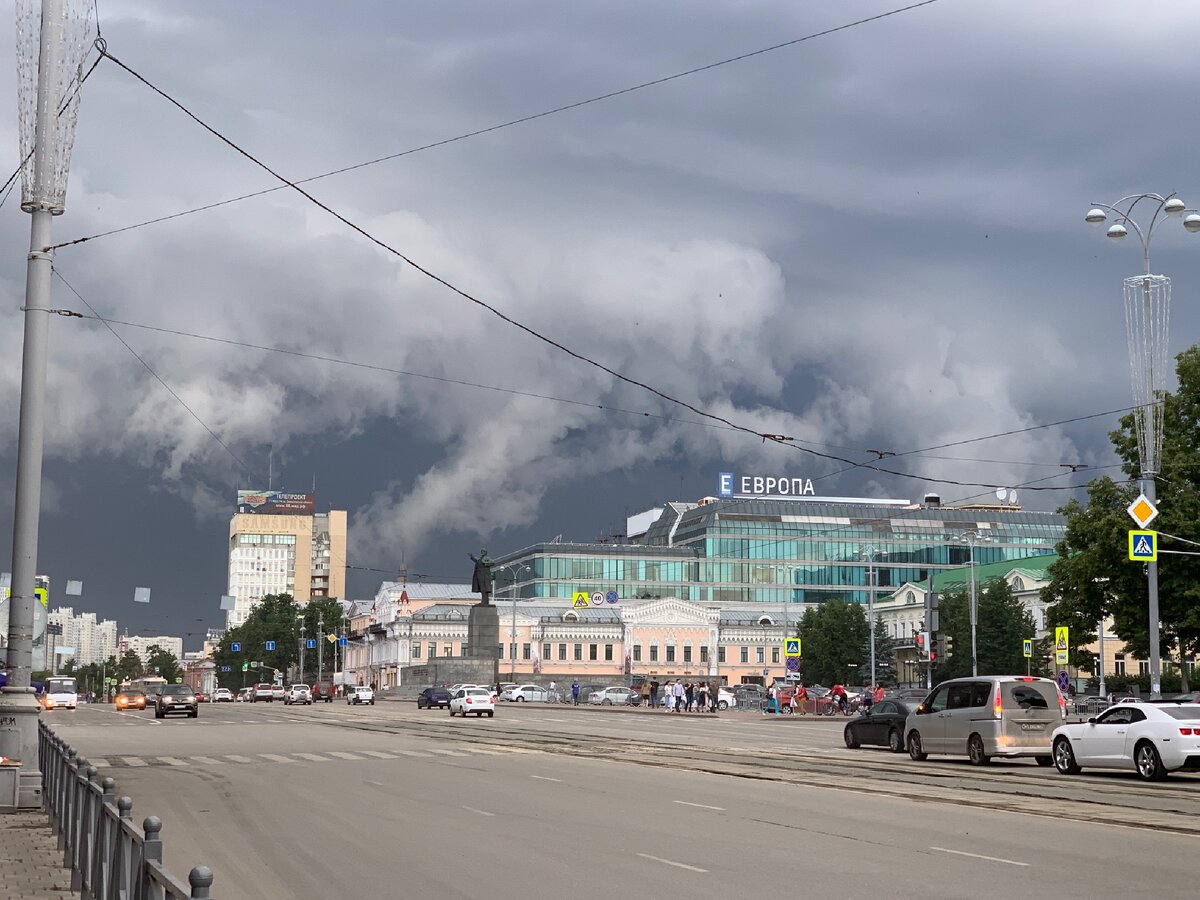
[1128, 530, 1157, 562]
[1127, 493, 1158, 529]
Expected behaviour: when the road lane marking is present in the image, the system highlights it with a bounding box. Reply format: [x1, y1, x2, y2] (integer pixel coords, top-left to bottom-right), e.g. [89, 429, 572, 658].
[930, 847, 1029, 867]
[259, 754, 294, 763]
[121, 757, 148, 767]
[294, 753, 331, 762]
[673, 800, 724, 811]
[636, 853, 707, 873]
[461, 747, 502, 755]
[190, 756, 224, 765]
[224, 755, 255, 764]
[426, 749, 469, 757]
[462, 806, 495, 817]
[326, 751, 365, 760]
[390, 750, 430, 757]
[359, 750, 398, 759]
[89, 758, 109, 768]
[530, 775, 562, 782]
[157, 757, 188, 767]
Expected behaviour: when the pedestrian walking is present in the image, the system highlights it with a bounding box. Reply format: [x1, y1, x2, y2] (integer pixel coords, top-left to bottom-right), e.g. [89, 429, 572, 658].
[710, 680, 721, 712]
[795, 682, 808, 715]
[571, 679, 580, 706]
[768, 682, 779, 716]
[664, 681, 675, 712]
[649, 679, 660, 708]
[673, 679, 685, 713]
[873, 683, 885, 705]
[640, 681, 651, 707]
[697, 682, 708, 712]
[685, 682, 694, 712]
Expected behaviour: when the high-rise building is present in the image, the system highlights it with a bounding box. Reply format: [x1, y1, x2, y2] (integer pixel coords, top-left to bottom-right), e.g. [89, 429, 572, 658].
[117, 634, 184, 665]
[225, 490, 347, 629]
[45, 607, 118, 667]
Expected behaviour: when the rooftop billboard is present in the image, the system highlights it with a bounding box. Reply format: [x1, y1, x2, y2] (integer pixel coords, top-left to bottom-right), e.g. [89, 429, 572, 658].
[236, 490, 315, 516]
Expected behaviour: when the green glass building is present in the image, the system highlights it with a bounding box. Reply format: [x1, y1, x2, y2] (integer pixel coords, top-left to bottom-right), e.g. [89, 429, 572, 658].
[491, 497, 1066, 605]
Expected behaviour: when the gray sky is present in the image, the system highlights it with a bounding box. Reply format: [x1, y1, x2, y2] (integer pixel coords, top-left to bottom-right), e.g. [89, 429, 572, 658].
[2, 1, 1198, 647]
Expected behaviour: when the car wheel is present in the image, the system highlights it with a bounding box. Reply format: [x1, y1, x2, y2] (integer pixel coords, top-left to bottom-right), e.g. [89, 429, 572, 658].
[907, 731, 927, 761]
[1034, 755, 1052, 767]
[488, 711, 494, 717]
[967, 734, 990, 766]
[888, 729, 903, 754]
[1135, 740, 1167, 781]
[1053, 738, 1080, 774]
[190, 710, 198, 718]
[516, 696, 525, 702]
[449, 707, 455, 716]
[718, 700, 729, 711]
[155, 710, 163, 719]
[843, 726, 860, 749]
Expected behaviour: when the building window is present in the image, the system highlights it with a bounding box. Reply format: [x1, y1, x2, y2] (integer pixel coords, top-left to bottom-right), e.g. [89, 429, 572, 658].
[633, 645, 642, 662]
[428, 642, 436, 659]
[510, 643, 517, 659]
[666, 645, 676, 663]
[523, 643, 532, 660]
[543, 643, 552, 660]
[718, 646, 725, 663]
[443, 644, 452, 657]
[650, 644, 659, 662]
[740, 646, 748, 664]
[1114, 654, 1125, 675]
[498, 644, 504, 659]
[700, 646, 709, 663]
[411, 642, 422, 659]
[771, 647, 780, 664]
[461, 643, 469, 656]
[756, 647, 765, 664]
[588, 644, 598, 661]
[574, 644, 583, 661]
[558, 643, 567, 661]
[683, 646, 692, 664]
[1138, 659, 1149, 676]
[604, 644, 614, 661]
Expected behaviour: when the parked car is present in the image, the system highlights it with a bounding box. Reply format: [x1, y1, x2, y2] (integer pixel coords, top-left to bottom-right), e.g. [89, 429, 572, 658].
[311, 681, 335, 702]
[114, 691, 146, 711]
[271, 684, 286, 701]
[236, 687, 253, 702]
[154, 684, 198, 719]
[285, 684, 312, 705]
[212, 688, 233, 702]
[346, 685, 375, 706]
[905, 676, 1064, 766]
[450, 687, 495, 718]
[501, 684, 551, 703]
[417, 686, 452, 709]
[716, 688, 736, 710]
[588, 686, 635, 706]
[1052, 701, 1200, 781]
[844, 699, 919, 752]
[252, 683, 275, 703]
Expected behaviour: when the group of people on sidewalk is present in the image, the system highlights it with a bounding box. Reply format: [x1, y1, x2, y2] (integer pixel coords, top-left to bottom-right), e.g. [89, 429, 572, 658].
[643, 679, 720, 712]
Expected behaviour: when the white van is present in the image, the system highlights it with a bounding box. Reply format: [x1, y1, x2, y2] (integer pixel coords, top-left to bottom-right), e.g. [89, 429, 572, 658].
[905, 676, 1065, 766]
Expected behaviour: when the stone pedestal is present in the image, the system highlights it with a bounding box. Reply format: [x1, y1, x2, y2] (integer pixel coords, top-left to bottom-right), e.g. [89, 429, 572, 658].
[467, 603, 499, 660]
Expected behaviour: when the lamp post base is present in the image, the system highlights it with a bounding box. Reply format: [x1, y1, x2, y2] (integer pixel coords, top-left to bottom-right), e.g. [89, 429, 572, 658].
[0, 686, 43, 810]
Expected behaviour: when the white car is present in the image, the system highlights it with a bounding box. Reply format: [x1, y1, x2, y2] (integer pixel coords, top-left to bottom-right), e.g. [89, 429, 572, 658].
[501, 684, 550, 703]
[1051, 701, 1200, 781]
[284, 684, 312, 705]
[271, 684, 286, 701]
[717, 688, 736, 710]
[346, 685, 375, 706]
[212, 688, 233, 703]
[450, 687, 495, 718]
[588, 686, 634, 706]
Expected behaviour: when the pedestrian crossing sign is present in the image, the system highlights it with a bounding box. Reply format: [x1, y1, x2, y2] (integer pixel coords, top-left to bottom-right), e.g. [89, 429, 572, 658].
[1128, 530, 1157, 562]
[1023, 639, 1032, 659]
[1055, 626, 1069, 665]
[572, 592, 590, 608]
[784, 639, 801, 658]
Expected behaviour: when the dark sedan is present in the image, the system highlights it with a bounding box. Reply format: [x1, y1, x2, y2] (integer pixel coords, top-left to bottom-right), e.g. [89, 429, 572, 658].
[843, 699, 917, 752]
[417, 687, 452, 709]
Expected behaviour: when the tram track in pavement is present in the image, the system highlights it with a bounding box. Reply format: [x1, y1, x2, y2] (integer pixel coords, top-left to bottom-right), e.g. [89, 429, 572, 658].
[264, 704, 1200, 834]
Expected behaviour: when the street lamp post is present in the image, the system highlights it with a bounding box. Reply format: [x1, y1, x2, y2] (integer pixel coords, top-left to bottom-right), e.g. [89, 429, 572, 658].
[496, 564, 530, 680]
[952, 531, 992, 677]
[859, 546, 887, 689]
[1084, 193, 1197, 698]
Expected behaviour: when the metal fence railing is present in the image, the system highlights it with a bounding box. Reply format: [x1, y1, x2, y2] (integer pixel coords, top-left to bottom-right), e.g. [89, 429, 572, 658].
[39, 720, 215, 899]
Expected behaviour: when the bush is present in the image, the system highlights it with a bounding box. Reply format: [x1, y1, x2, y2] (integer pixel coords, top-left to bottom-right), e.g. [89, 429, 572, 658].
[1085, 672, 1183, 694]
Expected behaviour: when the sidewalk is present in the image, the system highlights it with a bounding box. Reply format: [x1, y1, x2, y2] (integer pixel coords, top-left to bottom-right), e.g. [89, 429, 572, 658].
[1, 809, 74, 899]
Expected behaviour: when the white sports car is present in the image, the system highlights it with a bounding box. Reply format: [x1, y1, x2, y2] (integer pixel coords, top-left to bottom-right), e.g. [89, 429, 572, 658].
[1051, 701, 1200, 781]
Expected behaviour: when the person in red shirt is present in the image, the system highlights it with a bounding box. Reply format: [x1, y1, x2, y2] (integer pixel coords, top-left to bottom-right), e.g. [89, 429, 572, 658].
[831, 683, 848, 714]
[873, 684, 885, 704]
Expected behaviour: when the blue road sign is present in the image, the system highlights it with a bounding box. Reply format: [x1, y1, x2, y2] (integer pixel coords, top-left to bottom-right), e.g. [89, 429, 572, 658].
[230, 641, 241, 653]
[306, 639, 317, 650]
[265, 640, 276, 651]
[338, 637, 347, 647]
[605, 590, 619, 604]
[785, 657, 800, 673]
[1057, 670, 1070, 692]
[220, 665, 231, 673]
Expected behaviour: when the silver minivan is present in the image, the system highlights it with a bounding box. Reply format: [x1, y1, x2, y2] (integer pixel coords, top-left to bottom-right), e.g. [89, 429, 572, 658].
[905, 676, 1064, 766]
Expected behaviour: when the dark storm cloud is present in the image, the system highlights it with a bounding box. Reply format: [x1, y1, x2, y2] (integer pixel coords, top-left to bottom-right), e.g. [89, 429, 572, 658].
[2, 1, 1198, 640]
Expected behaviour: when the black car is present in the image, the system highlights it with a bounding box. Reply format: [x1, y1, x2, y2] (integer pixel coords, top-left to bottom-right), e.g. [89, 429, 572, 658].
[843, 699, 916, 752]
[154, 684, 198, 719]
[417, 687, 452, 709]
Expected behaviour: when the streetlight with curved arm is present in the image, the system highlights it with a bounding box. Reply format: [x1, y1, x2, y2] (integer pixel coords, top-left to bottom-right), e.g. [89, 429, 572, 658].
[495, 563, 531, 680]
[951, 530, 994, 677]
[859, 545, 887, 689]
[1084, 192, 1198, 697]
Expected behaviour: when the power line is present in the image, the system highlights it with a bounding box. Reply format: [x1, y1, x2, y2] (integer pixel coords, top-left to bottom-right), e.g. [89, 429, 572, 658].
[52, 1, 945, 251]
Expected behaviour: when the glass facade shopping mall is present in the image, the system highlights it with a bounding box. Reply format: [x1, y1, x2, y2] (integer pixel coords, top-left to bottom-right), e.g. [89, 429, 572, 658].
[491, 497, 1066, 605]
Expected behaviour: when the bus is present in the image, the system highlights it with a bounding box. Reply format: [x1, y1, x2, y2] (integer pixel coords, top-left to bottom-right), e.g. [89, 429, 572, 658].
[44, 676, 79, 710]
[125, 676, 168, 698]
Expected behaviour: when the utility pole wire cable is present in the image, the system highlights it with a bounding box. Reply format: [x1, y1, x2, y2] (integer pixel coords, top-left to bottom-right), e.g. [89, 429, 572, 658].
[78, 48, 1117, 494]
[52, 1, 945, 250]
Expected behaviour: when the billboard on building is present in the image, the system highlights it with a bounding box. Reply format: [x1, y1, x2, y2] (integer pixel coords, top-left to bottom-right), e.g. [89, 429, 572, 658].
[236, 491, 316, 516]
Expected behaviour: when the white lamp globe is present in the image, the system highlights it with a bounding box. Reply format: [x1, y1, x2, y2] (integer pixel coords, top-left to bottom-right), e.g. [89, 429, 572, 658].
[1085, 208, 1106, 226]
[1106, 223, 1128, 240]
[1165, 198, 1186, 216]
[1184, 214, 1200, 233]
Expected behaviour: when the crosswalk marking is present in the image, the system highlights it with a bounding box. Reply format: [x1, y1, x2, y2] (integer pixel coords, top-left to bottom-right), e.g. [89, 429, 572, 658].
[462, 747, 502, 755]
[426, 748, 469, 757]
[390, 749, 430, 757]
[89, 758, 109, 767]
[359, 750, 398, 759]
[326, 751, 365, 761]
[122, 757, 148, 766]
[294, 753, 330, 762]
[259, 753, 294, 763]
[190, 756, 224, 765]
[157, 757, 188, 767]
[225, 754, 255, 763]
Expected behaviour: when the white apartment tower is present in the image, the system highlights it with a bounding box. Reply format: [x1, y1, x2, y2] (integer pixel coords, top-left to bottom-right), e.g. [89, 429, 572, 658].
[45, 607, 118, 666]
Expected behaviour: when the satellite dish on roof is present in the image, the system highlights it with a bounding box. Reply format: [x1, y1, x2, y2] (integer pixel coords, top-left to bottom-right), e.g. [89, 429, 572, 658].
[995, 488, 1008, 501]
[1008, 490, 1019, 507]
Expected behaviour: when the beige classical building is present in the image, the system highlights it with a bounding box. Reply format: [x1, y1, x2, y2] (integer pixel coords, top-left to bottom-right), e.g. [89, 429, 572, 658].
[225, 491, 347, 629]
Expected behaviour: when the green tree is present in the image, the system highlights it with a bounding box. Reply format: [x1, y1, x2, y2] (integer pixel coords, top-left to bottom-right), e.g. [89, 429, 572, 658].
[212, 594, 325, 691]
[797, 599, 869, 686]
[145, 645, 183, 683]
[872, 615, 897, 687]
[1043, 345, 1200, 691]
[116, 649, 143, 683]
[934, 580, 1037, 680]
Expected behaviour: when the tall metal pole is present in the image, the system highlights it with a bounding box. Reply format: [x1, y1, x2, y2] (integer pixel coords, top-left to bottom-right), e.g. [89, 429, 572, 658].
[298, 621, 305, 684]
[317, 614, 324, 685]
[968, 539, 978, 678]
[1, 0, 66, 809]
[1097, 618, 1107, 699]
[868, 560, 876, 688]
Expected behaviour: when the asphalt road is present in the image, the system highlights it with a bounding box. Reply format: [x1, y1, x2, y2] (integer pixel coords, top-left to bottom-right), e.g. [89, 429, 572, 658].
[46, 700, 1199, 900]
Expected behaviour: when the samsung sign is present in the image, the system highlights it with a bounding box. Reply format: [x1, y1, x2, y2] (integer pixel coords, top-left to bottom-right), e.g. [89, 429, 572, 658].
[719, 472, 815, 498]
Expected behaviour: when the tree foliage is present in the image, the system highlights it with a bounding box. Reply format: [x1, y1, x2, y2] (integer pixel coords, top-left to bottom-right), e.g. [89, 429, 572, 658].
[933, 580, 1037, 680]
[1043, 345, 1200, 690]
[145, 645, 182, 683]
[212, 594, 348, 690]
[797, 599, 869, 686]
[872, 615, 897, 687]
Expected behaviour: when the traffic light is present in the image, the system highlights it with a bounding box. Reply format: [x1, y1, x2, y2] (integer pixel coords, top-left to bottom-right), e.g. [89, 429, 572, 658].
[917, 631, 930, 658]
[937, 634, 949, 660]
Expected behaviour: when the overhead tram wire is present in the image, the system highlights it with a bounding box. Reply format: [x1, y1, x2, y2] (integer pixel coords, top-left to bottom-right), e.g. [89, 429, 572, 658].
[57, 284, 1137, 491]
[51, 1, 945, 252]
[75, 49, 1122, 496]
